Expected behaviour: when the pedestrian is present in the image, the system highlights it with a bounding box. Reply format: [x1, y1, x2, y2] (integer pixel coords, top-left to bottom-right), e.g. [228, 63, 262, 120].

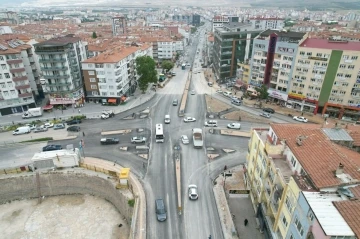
[301, 112, 304, 116]
[83, 132, 85, 137]
[78, 109, 81, 114]
[224, 165, 227, 171]
[244, 218, 248, 226]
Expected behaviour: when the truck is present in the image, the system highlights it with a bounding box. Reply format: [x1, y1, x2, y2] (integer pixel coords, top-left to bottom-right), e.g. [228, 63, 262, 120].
[192, 128, 203, 148]
[22, 107, 43, 119]
[30, 148, 81, 170]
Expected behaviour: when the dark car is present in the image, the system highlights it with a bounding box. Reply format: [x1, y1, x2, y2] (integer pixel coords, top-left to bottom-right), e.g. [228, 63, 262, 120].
[263, 108, 275, 114]
[100, 138, 119, 145]
[67, 126, 80, 132]
[66, 119, 82, 125]
[43, 144, 63, 152]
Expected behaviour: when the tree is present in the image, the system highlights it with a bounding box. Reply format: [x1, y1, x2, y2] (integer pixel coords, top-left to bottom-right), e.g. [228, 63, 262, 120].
[92, 32, 97, 39]
[255, 84, 269, 100]
[136, 56, 158, 93]
[175, 52, 180, 61]
[161, 60, 174, 73]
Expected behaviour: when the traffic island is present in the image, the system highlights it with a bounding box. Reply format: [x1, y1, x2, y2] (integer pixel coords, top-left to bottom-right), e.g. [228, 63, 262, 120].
[222, 149, 236, 153]
[207, 154, 220, 160]
[138, 154, 148, 160]
[222, 110, 271, 123]
[101, 129, 132, 135]
[119, 147, 128, 151]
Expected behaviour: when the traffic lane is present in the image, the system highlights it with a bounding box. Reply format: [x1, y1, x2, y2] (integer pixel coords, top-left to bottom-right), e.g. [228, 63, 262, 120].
[204, 130, 250, 150]
[207, 120, 270, 131]
[208, 151, 248, 180]
[0, 127, 70, 143]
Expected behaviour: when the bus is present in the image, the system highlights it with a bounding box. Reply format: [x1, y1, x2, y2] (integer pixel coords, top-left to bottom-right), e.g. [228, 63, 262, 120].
[155, 124, 164, 143]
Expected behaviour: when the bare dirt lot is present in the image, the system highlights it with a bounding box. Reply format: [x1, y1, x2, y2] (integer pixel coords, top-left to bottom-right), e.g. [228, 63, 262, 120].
[0, 195, 129, 239]
[205, 95, 232, 113]
[222, 110, 272, 124]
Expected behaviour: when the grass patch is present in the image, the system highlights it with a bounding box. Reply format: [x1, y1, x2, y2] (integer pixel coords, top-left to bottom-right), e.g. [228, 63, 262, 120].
[20, 137, 53, 143]
[128, 199, 135, 207]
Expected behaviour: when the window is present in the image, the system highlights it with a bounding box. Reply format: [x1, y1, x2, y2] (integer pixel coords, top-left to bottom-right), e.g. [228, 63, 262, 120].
[1, 64, 6, 70]
[308, 210, 314, 221]
[339, 64, 346, 69]
[282, 214, 288, 227]
[3, 91, 9, 96]
[343, 55, 349, 60]
[92, 91, 99, 96]
[90, 85, 97, 89]
[291, 156, 297, 167]
[4, 73, 10, 78]
[7, 82, 12, 87]
[10, 90, 15, 95]
[351, 56, 358, 60]
[295, 217, 304, 236]
[285, 196, 293, 213]
[14, 63, 19, 68]
[299, 51, 305, 56]
[89, 78, 96, 82]
[0, 83, 5, 88]
[348, 65, 355, 69]
[110, 92, 115, 95]
[0, 56, 4, 61]
[88, 71, 95, 75]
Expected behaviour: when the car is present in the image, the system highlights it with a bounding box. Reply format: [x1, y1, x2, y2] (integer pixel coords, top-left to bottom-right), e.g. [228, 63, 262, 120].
[67, 126, 80, 132]
[172, 99, 178, 106]
[171, 72, 176, 76]
[293, 116, 308, 123]
[131, 136, 146, 144]
[186, 63, 191, 67]
[101, 111, 115, 119]
[100, 138, 120, 145]
[204, 120, 218, 127]
[66, 119, 82, 125]
[42, 144, 63, 152]
[183, 117, 196, 122]
[54, 123, 65, 130]
[181, 135, 189, 144]
[263, 108, 275, 114]
[223, 91, 232, 97]
[231, 99, 242, 106]
[190, 90, 195, 95]
[188, 185, 199, 200]
[216, 89, 223, 94]
[260, 112, 271, 118]
[155, 199, 167, 222]
[44, 122, 54, 128]
[227, 123, 241, 129]
[26, 124, 36, 130]
[208, 82, 213, 87]
[34, 126, 48, 133]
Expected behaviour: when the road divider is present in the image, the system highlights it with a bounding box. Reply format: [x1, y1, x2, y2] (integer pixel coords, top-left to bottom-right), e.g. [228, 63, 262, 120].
[178, 72, 191, 117]
[174, 145, 182, 214]
[101, 129, 132, 135]
[220, 130, 251, 138]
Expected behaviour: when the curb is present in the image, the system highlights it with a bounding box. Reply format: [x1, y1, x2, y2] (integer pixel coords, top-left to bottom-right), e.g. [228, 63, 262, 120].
[114, 91, 156, 117]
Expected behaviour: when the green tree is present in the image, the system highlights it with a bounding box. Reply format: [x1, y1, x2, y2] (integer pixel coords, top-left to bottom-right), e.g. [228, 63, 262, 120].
[255, 84, 269, 100]
[92, 32, 97, 38]
[161, 60, 174, 73]
[136, 56, 158, 93]
[175, 52, 180, 60]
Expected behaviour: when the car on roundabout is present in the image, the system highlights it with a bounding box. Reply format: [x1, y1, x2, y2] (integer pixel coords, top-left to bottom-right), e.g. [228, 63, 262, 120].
[131, 136, 146, 144]
[188, 185, 199, 200]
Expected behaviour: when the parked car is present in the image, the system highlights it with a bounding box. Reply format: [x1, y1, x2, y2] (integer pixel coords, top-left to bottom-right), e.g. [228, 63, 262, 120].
[131, 136, 146, 144]
[171, 72, 176, 76]
[44, 122, 54, 128]
[293, 116, 308, 123]
[231, 99, 242, 106]
[227, 123, 241, 129]
[26, 124, 36, 130]
[216, 89, 223, 94]
[208, 82, 213, 87]
[188, 185, 199, 200]
[101, 111, 115, 119]
[260, 112, 271, 118]
[181, 135, 189, 144]
[34, 126, 48, 133]
[42, 144, 63, 152]
[204, 120, 218, 127]
[172, 99, 178, 106]
[66, 119, 82, 125]
[263, 108, 275, 114]
[223, 91, 232, 97]
[100, 138, 120, 145]
[67, 126, 80, 132]
[54, 123, 65, 130]
[183, 117, 196, 122]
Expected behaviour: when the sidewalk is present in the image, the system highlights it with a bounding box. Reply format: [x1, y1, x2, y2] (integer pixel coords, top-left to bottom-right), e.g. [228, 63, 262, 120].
[213, 165, 264, 239]
[82, 157, 146, 239]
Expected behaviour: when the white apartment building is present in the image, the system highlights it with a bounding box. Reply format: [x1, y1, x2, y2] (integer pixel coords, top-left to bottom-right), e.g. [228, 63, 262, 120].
[35, 35, 88, 106]
[0, 39, 40, 116]
[158, 41, 176, 60]
[212, 16, 230, 32]
[82, 45, 152, 104]
[249, 17, 285, 30]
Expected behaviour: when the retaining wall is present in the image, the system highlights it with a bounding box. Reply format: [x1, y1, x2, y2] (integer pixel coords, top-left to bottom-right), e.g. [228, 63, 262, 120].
[0, 171, 134, 224]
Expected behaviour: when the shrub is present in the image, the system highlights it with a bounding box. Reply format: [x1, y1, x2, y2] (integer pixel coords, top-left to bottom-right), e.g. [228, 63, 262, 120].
[71, 115, 86, 120]
[21, 137, 53, 143]
[128, 199, 135, 207]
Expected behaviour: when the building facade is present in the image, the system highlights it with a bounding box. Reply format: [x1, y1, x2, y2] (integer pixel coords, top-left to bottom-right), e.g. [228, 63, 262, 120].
[212, 16, 239, 32]
[81, 45, 152, 104]
[192, 14, 201, 27]
[249, 30, 308, 104]
[35, 35, 88, 106]
[213, 22, 261, 82]
[249, 17, 285, 31]
[112, 17, 127, 36]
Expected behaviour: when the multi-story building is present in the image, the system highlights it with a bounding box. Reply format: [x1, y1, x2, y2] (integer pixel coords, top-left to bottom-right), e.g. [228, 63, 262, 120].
[141, 37, 176, 63]
[245, 123, 360, 239]
[213, 22, 261, 82]
[288, 38, 360, 117]
[0, 11, 19, 25]
[249, 30, 308, 103]
[0, 38, 40, 115]
[81, 45, 152, 104]
[249, 17, 285, 31]
[35, 35, 88, 106]
[212, 16, 239, 32]
[192, 14, 201, 27]
[205, 34, 214, 66]
[172, 15, 192, 24]
[237, 63, 250, 85]
[112, 17, 127, 36]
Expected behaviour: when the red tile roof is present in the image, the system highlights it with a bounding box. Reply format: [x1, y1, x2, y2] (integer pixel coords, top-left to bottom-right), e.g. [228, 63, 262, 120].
[333, 201, 360, 238]
[300, 38, 360, 51]
[271, 124, 360, 189]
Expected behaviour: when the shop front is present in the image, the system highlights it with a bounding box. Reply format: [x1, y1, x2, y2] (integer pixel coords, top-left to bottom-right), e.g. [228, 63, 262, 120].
[267, 89, 288, 105]
[323, 102, 360, 120]
[287, 93, 317, 114]
[49, 88, 84, 107]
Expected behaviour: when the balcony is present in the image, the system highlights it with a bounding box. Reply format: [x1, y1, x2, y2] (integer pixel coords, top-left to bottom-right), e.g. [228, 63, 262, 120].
[10, 68, 25, 73]
[43, 74, 70, 79]
[18, 92, 33, 98]
[48, 82, 72, 87]
[12, 76, 27, 82]
[39, 58, 66, 63]
[15, 84, 31, 90]
[6, 59, 22, 64]
[41, 66, 68, 71]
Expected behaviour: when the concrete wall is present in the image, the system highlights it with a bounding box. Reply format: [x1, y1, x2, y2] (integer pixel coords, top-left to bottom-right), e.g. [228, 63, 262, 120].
[0, 171, 134, 224]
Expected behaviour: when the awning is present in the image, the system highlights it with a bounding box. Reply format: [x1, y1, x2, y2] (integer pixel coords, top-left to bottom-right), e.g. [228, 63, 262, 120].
[43, 105, 54, 110]
[108, 99, 117, 103]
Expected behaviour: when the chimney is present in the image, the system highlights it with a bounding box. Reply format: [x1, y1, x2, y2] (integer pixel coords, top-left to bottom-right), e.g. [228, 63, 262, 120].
[336, 163, 344, 175]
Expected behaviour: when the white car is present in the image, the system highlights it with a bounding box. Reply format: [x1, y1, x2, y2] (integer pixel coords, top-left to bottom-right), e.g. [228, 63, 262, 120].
[205, 120, 218, 127]
[131, 136, 147, 144]
[26, 124, 36, 130]
[184, 117, 196, 122]
[227, 123, 241, 129]
[190, 90, 195, 95]
[216, 89, 223, 94]
[223, 92, 233, 97]
[44, 122, 54, 128]
[188, 185, 199, 200]
[293, 116, 308, 123]
[101, 112, 110, 119]
[260, 112, 271, 118]
[181, 135, 189, 144]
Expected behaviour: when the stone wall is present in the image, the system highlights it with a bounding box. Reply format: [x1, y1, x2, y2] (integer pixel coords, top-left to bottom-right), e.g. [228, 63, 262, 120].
[0, 171, 134, 224]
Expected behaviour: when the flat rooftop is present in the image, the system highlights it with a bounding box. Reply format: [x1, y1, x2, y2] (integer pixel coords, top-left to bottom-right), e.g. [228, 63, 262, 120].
[300, 38, 360, 51]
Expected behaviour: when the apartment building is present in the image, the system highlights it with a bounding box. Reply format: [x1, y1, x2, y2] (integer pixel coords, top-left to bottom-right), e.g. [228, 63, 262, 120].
[0, 39, 40, 116]
[237, 63, 250, 85]
[81, 45, 152, 104]
[249, 17, 285, 31]
[249, 30, 308, 103]
[245, 124, 360, 239]
[192, 14, 201, 27]
[289, 38, 360, 117]
[212, 16, 238, 32]
[141, 37, 176, 63]
[205, 34, 214, 66]
[34, 35, 88, 106]
[213, 22, 261, 82]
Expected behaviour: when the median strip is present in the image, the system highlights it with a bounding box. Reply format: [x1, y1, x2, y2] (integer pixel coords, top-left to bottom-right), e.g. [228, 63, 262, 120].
[220, 130, 251, 138]
[101, 129, 132, 135]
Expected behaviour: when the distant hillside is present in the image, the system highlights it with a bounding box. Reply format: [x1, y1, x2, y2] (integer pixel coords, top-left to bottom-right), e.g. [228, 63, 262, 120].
[250, 0, 360, 10]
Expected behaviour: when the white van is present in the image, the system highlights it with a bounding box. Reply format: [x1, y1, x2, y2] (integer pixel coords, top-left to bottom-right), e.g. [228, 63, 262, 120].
[227, 123, 241, 129]
[13, 126, 31, 135]
[164, 115, 171, 124]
